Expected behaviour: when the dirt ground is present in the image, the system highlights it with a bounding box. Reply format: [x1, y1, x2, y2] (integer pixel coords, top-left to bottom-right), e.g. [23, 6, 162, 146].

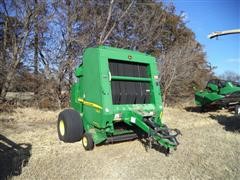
[0, 107, 240, 180]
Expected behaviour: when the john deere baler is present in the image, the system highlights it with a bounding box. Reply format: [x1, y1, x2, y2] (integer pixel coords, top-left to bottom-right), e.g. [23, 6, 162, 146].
[57, 46, 180, 153]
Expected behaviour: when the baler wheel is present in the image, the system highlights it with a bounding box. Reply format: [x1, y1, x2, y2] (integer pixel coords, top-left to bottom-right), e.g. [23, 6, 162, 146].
[57, 109, 84, 143]
[82, 133, 94, 151]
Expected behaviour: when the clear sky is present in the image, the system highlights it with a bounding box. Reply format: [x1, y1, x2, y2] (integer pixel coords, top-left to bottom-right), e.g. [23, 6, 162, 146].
[166, 0, 240, 75]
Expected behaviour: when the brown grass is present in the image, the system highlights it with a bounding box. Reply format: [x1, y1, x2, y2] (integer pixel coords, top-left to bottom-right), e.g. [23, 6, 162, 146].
[1, 107, 240, 179]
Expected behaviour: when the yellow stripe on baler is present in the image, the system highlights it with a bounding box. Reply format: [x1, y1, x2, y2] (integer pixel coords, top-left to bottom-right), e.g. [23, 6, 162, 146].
[78, 98, 102, 110]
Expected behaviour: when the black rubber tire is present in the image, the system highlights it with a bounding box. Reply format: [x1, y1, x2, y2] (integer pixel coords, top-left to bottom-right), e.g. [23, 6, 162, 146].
[57, 109, 84, 143]
[82, 133, 94, 151]
[235, 105, 240, 116]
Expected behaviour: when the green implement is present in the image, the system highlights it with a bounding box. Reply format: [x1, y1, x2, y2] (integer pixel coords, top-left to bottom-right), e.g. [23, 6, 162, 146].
[195, 79, 240, 112]
[57, 46, 180, 153]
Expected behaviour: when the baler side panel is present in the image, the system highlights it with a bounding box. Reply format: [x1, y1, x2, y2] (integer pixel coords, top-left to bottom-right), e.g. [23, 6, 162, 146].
[81, 48, 105, 131]
[70, 83, 82, 112]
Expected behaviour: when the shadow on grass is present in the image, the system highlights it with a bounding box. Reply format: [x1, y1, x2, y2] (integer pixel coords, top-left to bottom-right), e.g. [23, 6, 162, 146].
[209, 114, 240, 132]
[184, 106, 203, 113]
[138, 138, 171, 156]
[98, 134, 171, 156]
[185, 105, 227, 113]
[0, 134, 32, 179]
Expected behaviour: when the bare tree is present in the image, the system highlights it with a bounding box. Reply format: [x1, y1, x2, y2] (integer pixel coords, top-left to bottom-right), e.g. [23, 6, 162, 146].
[0, 0, 35, 102]
[0, 0, 213, 108]
[99, 0, 115, 44]
[219, 71, 240, 83]
[158, 38, 212, 104]
[99, 0, 135, 45]
[33, 0, 39, 94]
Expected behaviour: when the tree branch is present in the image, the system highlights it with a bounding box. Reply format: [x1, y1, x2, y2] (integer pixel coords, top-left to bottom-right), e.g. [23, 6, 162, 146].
[99, 0, 114, 44]
[101, 0, 134, 44]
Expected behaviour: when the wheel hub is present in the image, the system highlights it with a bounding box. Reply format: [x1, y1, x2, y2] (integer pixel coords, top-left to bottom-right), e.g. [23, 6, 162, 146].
[82, 137, 87, 147]
[59, 120, 65, 136]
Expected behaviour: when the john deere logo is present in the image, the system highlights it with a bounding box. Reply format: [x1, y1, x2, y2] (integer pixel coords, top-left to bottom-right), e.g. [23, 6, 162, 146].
[128, 55, 132, 60]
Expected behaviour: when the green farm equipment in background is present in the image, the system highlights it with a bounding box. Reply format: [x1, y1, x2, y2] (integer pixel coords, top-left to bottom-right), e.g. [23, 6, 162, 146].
[57, 46, 180, 153]
[200, 29, 240, 115]
[195, 79, 240, 114]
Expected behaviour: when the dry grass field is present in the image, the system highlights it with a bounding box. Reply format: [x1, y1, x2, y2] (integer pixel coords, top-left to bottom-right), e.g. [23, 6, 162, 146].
[0, 107, 240, 179]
